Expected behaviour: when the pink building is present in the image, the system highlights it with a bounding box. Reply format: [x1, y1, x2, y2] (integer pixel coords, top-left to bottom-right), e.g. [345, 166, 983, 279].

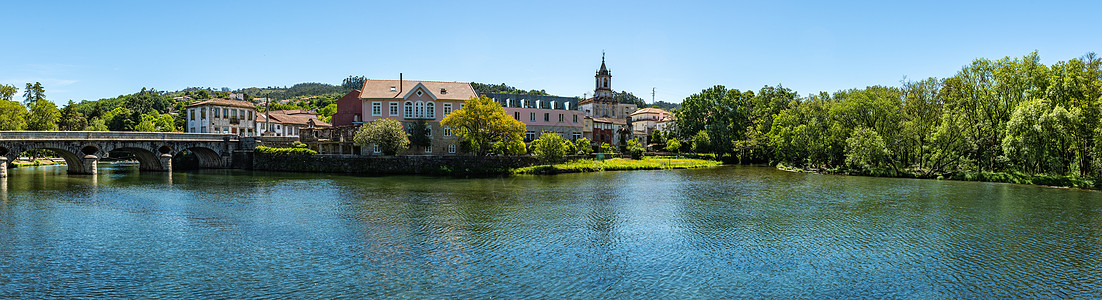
[355, 79, 478, 155]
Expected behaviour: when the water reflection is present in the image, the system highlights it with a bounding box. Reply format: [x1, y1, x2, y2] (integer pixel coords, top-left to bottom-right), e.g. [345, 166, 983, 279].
[1, 165, 1101, 298]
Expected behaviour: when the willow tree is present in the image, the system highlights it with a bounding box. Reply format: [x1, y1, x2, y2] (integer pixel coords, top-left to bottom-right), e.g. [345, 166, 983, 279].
[441, 95, 525, 156]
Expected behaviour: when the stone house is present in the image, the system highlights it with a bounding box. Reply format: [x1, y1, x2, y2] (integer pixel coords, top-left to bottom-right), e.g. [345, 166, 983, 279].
[185, 98, 258, 137]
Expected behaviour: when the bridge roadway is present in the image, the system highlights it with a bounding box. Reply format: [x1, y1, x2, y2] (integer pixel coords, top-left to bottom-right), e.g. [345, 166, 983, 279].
[0, 131, 242, 177]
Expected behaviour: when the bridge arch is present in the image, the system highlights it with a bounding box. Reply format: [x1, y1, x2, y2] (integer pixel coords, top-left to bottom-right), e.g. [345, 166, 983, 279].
[109, 146, 166, 171]
[1, 146, 90, 174]
[183, 146, 226, 168]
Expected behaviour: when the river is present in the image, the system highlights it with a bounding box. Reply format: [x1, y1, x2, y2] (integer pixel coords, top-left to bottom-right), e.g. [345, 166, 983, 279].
[1, 164, 1100, 298]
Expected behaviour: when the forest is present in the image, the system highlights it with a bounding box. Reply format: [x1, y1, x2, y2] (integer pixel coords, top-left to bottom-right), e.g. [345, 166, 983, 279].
[669, 51, 1102, 182]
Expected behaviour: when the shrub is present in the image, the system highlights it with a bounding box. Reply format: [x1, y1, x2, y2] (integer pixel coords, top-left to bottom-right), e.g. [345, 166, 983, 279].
[625, 138, 644, 159]
[256, 146, 317, 156]
[575, 137, 593, 154]
[353, 118, 409, 155]
[532, 132, 566, 164]
[600, 142, 617, 154]
[666, 138, 682, 153]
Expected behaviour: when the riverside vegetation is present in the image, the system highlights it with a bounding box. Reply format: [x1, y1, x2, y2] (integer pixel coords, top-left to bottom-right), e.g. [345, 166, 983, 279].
[663, 51, 1102, 189]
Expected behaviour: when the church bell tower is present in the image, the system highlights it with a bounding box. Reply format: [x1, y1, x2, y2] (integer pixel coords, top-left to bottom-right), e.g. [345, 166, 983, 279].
[594, 53, 613, 100]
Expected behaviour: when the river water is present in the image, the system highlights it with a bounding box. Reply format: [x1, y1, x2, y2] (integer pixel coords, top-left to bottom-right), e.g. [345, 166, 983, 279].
[1, 164, 1100, 298]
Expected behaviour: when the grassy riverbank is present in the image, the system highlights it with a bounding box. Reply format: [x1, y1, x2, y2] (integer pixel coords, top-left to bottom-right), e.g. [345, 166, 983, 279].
[777, 164, 1096, 190]
[10, 160, 61, 167]
[514, 157, 722, 175]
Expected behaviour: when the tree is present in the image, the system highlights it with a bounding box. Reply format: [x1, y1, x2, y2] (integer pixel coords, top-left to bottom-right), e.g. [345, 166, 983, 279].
[666, 138, 682, 153]
[84, 117, 108, 131]
[26, 99, 60, 131]
[342, 75, 367, 91]
[0, 100, 28, 130]
[318, 103, 337, 123]
[845, 127, 891, 171]
[532, 132, 567, 164]
[409, 120, 432, 152]
[59, 101, 88, 131]
[441, 95, 526, 156]
[625, 138, 644, 159]
[691, 131, 712, 154]
[23, 82, 45, 107]
[575, 137, 593, 154]
[600, 142, 617, 154]
[0, 84, 17, 101]
[563, 139, 578, 156]
[353, 118, 409, 155]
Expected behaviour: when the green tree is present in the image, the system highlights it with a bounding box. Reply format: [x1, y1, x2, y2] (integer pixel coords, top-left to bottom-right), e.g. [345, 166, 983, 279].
[0, 84, 17, 101]
[691, 131, 712, 154]
[26, 99, 60, 131]
[353, 118, 409, 155]
[23, 82, 45, 107]
[600, 142, 617, 154]
[409, 120, 432, 152]
[84, 117, 108, 131]
[318, 103, 337, 123]
[532, 132, 567, 164]
[575, 137, 593, 154]
[625, 138, 644, 159]
[845, 127, 892, 171]
[0, 100, 28, 130]
[666, 138, 682, 153]
[59, 101, 88, 131]
[342, 75, 367, 91]
[563, 139, 578, 156]
[441, 95, 526, 156]
[1002, 99, 1073, 174]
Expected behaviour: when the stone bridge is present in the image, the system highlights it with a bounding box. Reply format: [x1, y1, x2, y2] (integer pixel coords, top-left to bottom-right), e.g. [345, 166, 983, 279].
[0, 131, 241, 177]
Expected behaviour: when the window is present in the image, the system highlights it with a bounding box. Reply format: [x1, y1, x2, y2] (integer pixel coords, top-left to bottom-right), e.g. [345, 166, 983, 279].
[573, 115, 578, 123]
[424, 146, 432, 153]
[372, 102, 382, 116]
[448, 144, 457, 153]
[415, 101, 424, 118]
[443, 103, 452, 115]
[427, 101, 435, 119]
[544, 113, 549, 122]
[215, 107, 220, 118]
[572, 133, 581, 141]
[416, 90, 423, 97]
[514, 112, 519, 120]
[190, 109, 195, 120]
[388, 102, 398, 116]
[425, 126, 432, 137]
[530, 112, 536, 121]
[444, 126, 452, 137]
[223, 108, 228, 117]
[390, 86, 396, 92]
[525, 131, 536, 142]
[201, 108, 206, 119]
[404, 101, 413, 118]
[558, 114, 564, 122]
[373, 144, 381, 153]
[460, 103, 465, 110]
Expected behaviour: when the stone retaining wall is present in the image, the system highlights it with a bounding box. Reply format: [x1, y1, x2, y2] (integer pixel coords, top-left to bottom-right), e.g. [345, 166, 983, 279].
[251, 154, 537, 176]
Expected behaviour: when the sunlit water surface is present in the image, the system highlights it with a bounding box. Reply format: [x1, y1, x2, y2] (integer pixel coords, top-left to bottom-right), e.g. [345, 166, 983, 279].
[1, 164, 1100, 298]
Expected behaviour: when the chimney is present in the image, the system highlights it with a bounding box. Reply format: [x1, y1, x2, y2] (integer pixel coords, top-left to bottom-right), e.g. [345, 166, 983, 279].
[397, 73, 403, 98]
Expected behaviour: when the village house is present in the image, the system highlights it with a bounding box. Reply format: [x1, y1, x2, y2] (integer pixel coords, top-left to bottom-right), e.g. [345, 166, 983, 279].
[354, 79, 478, 155]
[630, 107, 672, 134]
[256, 109, 332, 137]
[185, 98, 258, 137]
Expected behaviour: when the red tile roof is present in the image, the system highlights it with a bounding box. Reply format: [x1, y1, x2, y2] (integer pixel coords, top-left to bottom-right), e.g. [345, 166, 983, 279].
[258, 111, 331, 127]
[359, 79, 477, 101]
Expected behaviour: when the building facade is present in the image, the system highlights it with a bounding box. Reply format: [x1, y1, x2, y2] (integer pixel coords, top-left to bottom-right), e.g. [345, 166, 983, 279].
[185, 98, 258, 137]
[481, 92, 585, 143]
[576, 56, 638, 148]
[257, 109, 332, 137]
[630, 107, 672, 134]
[356, 79, 478, 155]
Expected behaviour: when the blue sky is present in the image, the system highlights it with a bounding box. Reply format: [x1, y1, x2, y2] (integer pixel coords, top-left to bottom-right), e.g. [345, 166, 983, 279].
[3, 0, 1100, 105]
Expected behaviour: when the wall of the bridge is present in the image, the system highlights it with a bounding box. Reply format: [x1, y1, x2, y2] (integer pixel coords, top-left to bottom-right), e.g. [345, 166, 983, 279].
[0, 131, 240, 176]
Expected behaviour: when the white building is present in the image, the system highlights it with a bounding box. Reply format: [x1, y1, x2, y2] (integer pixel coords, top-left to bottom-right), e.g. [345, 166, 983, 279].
[185, 98, 258, 136]
[257, 110, 332, 137]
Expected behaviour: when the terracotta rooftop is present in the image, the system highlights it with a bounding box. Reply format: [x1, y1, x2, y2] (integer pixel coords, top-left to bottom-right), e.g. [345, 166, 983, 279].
[629, 107, 669, 116]
[185, 98, 257, 109]
[591, 117, 627, 125]
[359, 79, 477, 101]
[258, 111, 331, 127]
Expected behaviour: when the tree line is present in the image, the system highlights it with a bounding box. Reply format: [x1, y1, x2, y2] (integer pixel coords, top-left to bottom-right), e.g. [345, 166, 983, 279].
[667, 51, 1102, 179]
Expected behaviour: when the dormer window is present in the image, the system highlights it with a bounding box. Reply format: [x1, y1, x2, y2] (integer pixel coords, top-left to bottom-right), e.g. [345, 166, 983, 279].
[390, 86, 397, 92]
[440, 88, 447, 94]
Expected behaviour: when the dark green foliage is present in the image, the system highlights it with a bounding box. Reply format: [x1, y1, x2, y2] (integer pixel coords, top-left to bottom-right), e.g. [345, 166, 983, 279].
[409, 121, 432, 151]
[471, 83, 551, 96]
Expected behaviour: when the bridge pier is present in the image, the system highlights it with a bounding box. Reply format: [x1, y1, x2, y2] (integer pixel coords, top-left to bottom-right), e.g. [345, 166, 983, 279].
[159, 154, 173, 172]
[0, 156, 7, 178]
[71, 155, 99, 175]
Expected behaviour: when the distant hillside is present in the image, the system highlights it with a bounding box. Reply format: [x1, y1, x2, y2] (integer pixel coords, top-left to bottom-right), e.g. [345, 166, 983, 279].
[472, 83, 552, 96]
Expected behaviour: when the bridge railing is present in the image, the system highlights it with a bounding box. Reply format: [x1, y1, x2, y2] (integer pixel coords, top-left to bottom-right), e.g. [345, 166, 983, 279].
[0, 131, 240, 141]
